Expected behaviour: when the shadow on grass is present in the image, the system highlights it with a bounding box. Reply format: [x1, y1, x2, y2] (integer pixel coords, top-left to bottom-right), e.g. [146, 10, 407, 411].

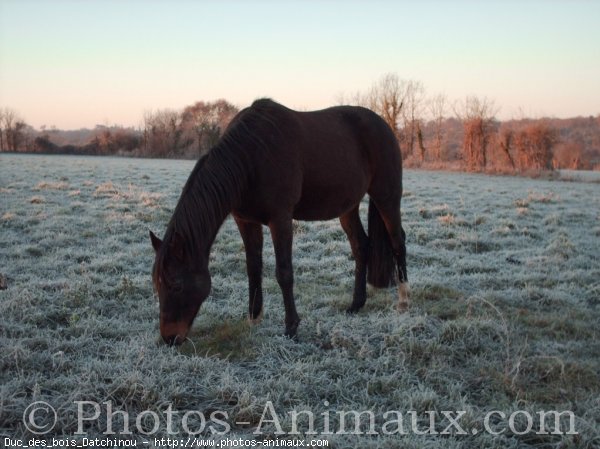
[180, 318, 257, 360]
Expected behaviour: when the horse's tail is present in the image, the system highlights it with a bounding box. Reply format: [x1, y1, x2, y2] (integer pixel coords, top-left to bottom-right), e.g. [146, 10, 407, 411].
[367, 198, 396, 287]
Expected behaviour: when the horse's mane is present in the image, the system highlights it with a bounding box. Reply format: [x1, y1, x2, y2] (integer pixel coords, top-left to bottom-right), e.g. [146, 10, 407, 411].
[158, 100, 279, 267]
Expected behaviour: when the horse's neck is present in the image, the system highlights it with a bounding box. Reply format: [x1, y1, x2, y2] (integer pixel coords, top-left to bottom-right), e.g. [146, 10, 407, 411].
[177, 148, 249, 255]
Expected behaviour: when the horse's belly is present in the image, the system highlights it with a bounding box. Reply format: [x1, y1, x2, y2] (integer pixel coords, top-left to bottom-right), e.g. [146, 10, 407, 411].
[293, 182, 366, 221]
[292, 157, 370, 220]
[293, 202, 358, 221]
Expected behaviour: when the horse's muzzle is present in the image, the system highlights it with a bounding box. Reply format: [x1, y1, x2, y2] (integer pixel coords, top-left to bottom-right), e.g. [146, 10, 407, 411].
[163, 334, 184, 346]
[160, 321, 189, 346]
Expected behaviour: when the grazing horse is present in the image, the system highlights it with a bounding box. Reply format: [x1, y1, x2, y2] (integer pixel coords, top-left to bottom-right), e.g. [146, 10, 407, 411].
[150, 99, 408, 345]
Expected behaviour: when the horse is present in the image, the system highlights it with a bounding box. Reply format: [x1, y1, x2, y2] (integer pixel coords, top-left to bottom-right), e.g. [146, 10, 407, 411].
[150, 99, 408, 345]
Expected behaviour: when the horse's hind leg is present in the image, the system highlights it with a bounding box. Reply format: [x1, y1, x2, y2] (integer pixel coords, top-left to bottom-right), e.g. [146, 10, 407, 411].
[340, 206, 369, 313]
[372, 198, 409, 311]
[269, 217, 300, 338]
[235, 217, 264, 323]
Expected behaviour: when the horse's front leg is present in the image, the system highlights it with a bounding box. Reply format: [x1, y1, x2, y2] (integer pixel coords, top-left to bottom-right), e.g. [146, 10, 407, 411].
[235, 217, 264, 323]
[268, 217, 300, 338]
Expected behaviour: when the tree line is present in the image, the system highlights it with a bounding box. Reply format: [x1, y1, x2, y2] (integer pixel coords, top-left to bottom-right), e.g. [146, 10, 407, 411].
[1, 77, 599, 171]
[0, 100, 238, 159]
[338, 74, 600, 171]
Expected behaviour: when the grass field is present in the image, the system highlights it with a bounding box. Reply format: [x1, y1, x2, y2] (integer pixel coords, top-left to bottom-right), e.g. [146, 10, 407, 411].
[1, 153, 599, 447]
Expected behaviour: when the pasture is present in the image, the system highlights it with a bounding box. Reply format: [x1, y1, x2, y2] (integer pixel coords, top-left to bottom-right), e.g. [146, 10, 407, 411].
[1, 153, 599, 447]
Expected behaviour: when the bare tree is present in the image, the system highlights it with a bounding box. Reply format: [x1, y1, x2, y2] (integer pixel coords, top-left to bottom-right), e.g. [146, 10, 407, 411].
[363, 73, 407, 141]
[337, 75, 431, 160]
[401, 80, 426, 159]
[142, 111, 152, 155]
[11, 120, 27, 151]
[0, 108, 27, 152]
[514, 122, 557, 170]
[498, 126, 516, 169]
[334, 90, 364, 107]
[455, 96, 498, 171]
[428, 93, 447, 161]
[553, 141, 584, 169]
[416, 124, 426, 162]
[180, 99, 238, 157]
[143, 109, 182, 157]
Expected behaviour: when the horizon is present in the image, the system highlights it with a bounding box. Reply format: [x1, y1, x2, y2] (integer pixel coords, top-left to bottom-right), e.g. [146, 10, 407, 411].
[1, 0, 599, 130]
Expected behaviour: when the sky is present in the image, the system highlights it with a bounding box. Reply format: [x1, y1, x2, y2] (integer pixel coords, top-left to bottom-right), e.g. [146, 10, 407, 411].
[0, 0, 599, 129]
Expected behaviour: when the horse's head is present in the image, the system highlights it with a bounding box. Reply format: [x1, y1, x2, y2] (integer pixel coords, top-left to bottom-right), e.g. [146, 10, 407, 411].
[149, 230, 211, 346]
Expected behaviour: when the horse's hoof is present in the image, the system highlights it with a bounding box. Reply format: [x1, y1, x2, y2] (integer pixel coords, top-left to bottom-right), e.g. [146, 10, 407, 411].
[396, 302, 409, 313]
[284, 319, 300, 340]
[346, 297, 366, 314]
[284, 329, 299, 341]
[248, 310, 263, 325]
[397, 283, 410, 312]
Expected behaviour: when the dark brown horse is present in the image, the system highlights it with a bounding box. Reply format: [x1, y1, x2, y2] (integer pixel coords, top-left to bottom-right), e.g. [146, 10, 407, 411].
[150, 99, 408, 345]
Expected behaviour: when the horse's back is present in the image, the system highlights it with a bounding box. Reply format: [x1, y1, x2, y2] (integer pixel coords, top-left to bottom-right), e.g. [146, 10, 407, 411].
[303, 103, 402, 200]
[233, 100, 401, 222]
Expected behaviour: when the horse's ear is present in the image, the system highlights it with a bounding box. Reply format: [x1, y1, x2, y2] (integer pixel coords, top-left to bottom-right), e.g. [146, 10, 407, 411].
[149, 230, 162, 252]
